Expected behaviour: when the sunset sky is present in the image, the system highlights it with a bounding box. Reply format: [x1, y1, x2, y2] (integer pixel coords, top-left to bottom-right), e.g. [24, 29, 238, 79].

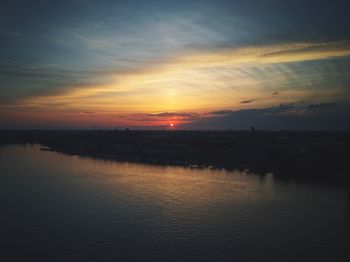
[1, 0, 350, 129]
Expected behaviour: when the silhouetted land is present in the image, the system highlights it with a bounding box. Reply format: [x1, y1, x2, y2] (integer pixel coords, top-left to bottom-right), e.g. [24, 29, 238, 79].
[1, 130, 349, 185]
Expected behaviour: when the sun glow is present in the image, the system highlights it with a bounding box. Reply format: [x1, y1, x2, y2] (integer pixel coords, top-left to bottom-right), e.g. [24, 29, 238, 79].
[7, 41, 350, 128]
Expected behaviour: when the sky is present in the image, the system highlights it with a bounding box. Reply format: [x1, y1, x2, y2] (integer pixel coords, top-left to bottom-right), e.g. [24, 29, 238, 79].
[1, 0, 350, 130]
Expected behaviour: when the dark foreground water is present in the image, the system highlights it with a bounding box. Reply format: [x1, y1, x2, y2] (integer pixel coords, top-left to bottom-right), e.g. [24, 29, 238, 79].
[0, 144, 349, 262]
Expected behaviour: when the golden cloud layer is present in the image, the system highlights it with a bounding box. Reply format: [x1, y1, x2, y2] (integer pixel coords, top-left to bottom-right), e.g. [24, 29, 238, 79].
[3, 41, 350, 126]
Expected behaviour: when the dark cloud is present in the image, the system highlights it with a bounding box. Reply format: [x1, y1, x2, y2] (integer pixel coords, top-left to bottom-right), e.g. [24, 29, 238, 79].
[182, 102, 348, 131]
[211, 105, 294, 118]
[306, 102, 337, 112]
[128, 112, 202, 122]
[145, 112, 197, 118]
[211, 110, 234, 115]
[265, 104, 295, 115]
[240, 100, 253, 104]
[212, 104, 294, 117]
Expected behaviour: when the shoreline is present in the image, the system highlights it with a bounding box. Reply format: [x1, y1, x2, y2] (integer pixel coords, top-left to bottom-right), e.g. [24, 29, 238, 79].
[1, 129, 349, 186]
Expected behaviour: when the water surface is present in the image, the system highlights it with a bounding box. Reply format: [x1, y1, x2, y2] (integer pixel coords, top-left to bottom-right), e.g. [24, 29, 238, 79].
[0, 144, 349, 261]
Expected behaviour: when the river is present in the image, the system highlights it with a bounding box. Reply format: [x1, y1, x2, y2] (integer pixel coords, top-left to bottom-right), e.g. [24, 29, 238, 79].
[0, 144, 348, 261]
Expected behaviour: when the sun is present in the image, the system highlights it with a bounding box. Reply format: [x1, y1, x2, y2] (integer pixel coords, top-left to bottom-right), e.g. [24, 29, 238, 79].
[170, 123, 174, 128]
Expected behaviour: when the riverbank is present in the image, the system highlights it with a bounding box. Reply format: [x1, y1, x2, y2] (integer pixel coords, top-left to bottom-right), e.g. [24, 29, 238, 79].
[1, 129, 349, 184]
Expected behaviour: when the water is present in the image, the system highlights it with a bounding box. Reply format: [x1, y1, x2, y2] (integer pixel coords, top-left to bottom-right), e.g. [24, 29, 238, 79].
[0, 144, 349, 261]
